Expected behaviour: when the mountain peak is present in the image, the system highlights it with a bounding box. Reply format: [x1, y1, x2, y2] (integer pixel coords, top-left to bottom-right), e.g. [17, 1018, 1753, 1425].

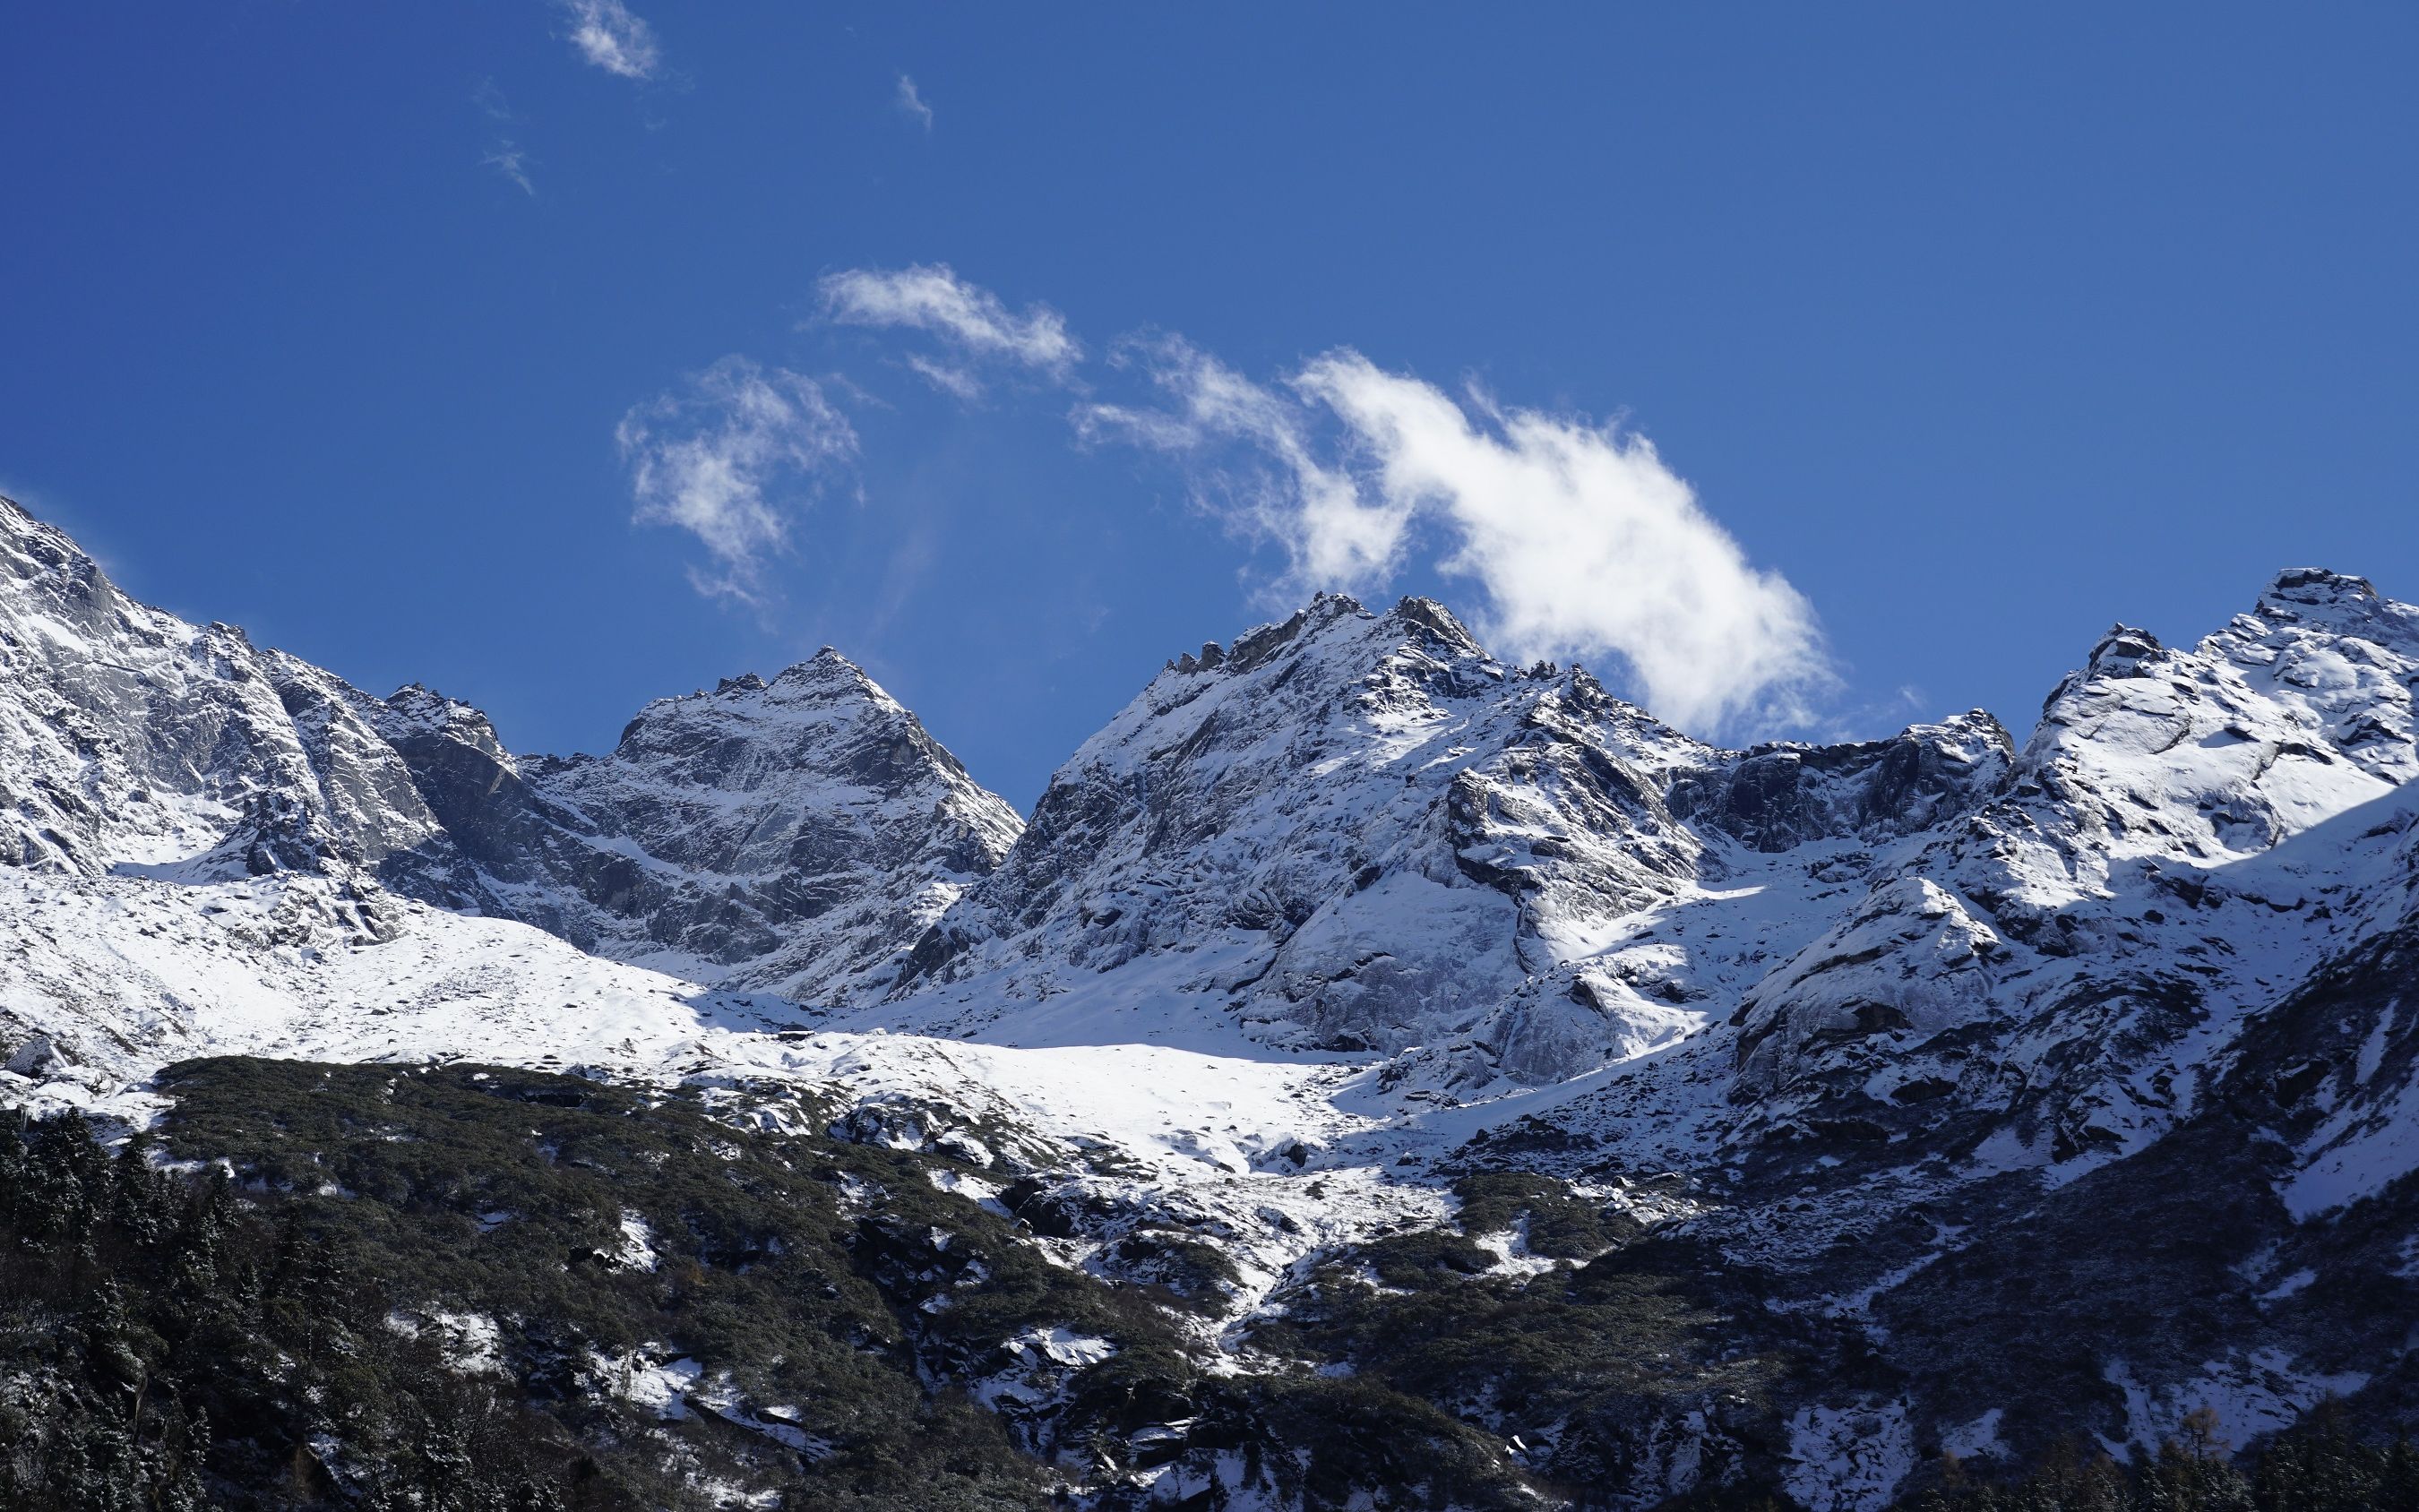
[1163, 590, 1503, 681]
[2262, 565, 2378, 609]
[2084, 623, 2165, 677]
[0, 493, 50, 544]
[1385, 594, 1486, 657]
[2255, 567, 2398, 638]
[629, 649, 894, 733]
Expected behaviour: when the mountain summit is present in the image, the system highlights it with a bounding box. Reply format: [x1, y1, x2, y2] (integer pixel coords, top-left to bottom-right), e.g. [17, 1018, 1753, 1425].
[894, 589, 2017, 1089]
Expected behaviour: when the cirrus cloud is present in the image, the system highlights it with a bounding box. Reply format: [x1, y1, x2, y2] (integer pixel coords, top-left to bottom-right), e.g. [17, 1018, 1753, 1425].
[480, 142, 536, 194]
[896, 75, 934, 131]
[818, 264, 1080, 394]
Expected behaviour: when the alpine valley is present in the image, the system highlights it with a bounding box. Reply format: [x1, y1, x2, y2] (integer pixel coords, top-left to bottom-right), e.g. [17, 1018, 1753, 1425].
[3, 490, 2416, 1512]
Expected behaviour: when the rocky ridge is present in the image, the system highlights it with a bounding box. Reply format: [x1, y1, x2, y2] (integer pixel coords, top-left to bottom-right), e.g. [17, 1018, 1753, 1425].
[0, 496, 1021, 1005]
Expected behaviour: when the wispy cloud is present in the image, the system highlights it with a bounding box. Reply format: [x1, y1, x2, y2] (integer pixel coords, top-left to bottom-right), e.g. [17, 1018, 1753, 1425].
[819, 264, 1080, 393]
[617, 357, 856, 606]
[903, 354, 983, 401]
[473, 77, 516, 121]
[481, 142, 536, 194]
[896, 74, 934, 131]
[1082, 344, 1832, 735]
[1078, 336, 1403, 586]
[559, 0, 660, 81]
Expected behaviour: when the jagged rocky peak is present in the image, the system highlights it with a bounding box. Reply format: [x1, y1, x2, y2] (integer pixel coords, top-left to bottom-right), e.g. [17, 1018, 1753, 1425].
[425, 646, 1029, 1003]
[375, 682, 512, 761]
[581, 645, 1001, 809]
[2021, 567, 2419, 833]
[1, 494, 117, 622]
[0, 495, 449, 879]
[537, 645, 1027, 888]
[895, 590, 1728, 1076]
[2258, 564, 2391, 621]
[1161, 592, 1491, 678]
[1668, 710, 2016, 854]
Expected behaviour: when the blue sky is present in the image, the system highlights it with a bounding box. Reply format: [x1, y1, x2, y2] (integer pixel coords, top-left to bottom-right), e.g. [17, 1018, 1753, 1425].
[4, 4, 2414, 807]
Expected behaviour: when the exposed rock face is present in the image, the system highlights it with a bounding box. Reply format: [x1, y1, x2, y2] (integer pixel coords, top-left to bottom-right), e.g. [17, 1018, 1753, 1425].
[1665, 711, 2012, 854]
[1728, 567, 2419, 1159]
[0, 496, 1020, 1002]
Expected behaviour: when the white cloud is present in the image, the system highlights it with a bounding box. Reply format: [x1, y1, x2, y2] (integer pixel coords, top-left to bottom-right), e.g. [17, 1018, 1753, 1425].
[560, 0, 660, 81]
[616, 357, 856, 606]
[896, 74, 934, 131]
[1089, 343, 1832, 735]
[1077, 337, 1407, 586]
[481, 142, 536, 194]
[819, 264, 1080, 389]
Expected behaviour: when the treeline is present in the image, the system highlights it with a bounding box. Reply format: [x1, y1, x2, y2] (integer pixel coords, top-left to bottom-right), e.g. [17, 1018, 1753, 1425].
[0, 1107, 609, 1511]
[1888, 1407, 2419, 1512]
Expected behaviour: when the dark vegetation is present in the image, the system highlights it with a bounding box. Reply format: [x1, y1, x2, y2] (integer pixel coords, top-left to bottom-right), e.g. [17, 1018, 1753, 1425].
[0, 1058, 1082, 1510]
[1248, 1173, 1814, 1501]
[1, 1059, 2411, 1511]
[1886, 1405, 2419, 1511]
[0, 1059, 1532, 1510]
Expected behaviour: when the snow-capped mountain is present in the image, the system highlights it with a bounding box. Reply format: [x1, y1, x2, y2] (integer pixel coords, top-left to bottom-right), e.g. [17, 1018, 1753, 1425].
[0, 499, 448, 881]
[1732, 567, 2419, 1163]
[0, 495, 1020, 1005]
[4, 489, 2418, 1511]
[891, 591, 2021, 1095]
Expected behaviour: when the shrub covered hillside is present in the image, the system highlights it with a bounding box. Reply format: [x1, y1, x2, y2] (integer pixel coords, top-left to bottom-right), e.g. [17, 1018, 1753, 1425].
[1887, 1409, 2419, 1512]
[3, 1059, 2416, 1511]
[0, 1058, 1540, 1511]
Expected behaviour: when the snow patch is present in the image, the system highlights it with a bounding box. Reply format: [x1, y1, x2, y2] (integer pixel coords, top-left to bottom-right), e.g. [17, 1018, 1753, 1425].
[1785, 1399, 1915, 1511]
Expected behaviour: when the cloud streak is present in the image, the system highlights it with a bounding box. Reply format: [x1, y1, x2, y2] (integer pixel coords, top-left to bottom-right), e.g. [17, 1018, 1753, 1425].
[617, 357, 856, 606]
[819, 264, 1079, 393]
[481, 142, 536, 194]
[560, 0, 660, 81]
[1084, 344, 1831, 734]
[896, 75, 934, 131]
